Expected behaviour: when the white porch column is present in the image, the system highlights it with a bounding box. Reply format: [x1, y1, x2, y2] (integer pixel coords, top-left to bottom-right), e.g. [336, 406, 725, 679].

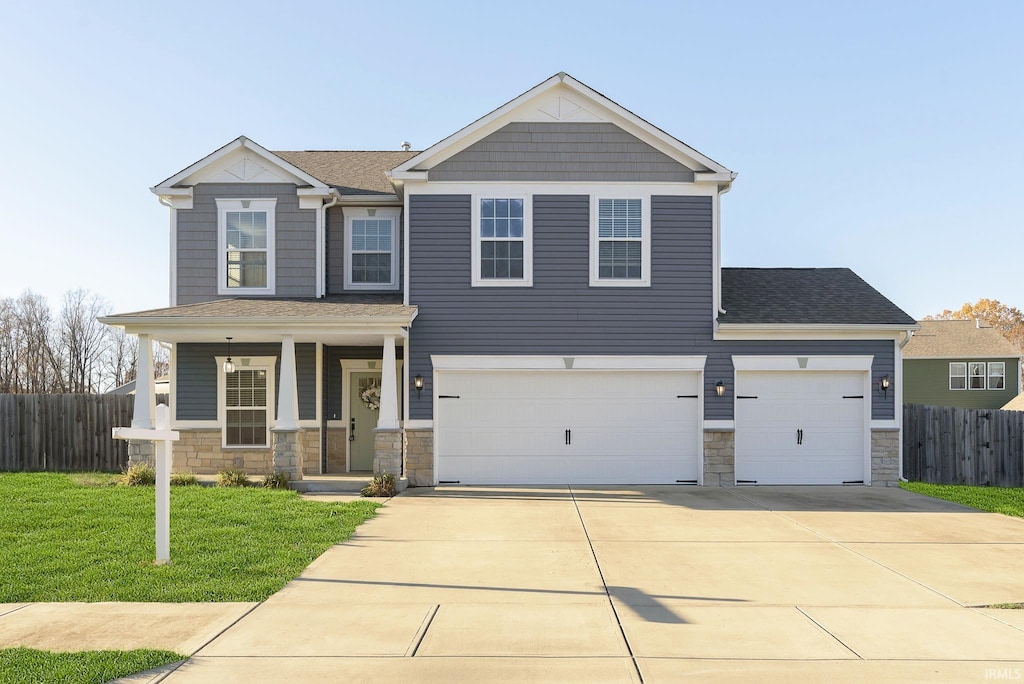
[132, 333, 156, 429]
[276, 335, 299, 430]
[377, 335, 400, 429]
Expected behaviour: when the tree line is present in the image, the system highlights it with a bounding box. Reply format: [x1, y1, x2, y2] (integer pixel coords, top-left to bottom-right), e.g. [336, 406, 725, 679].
[0, 289, 167, 394]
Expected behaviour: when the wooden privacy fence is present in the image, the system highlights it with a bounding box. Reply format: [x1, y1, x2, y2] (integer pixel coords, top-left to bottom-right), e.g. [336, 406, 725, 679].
[903, 403, 1024, 486]
[0, 394, 169, 472]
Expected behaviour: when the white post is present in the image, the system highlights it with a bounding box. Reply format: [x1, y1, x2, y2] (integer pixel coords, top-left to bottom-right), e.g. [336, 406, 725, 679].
[154, 404, 171, 565]
[132, 333, 156, 429]
[277, 335, 299, 430]
[378, 335, 400, 429]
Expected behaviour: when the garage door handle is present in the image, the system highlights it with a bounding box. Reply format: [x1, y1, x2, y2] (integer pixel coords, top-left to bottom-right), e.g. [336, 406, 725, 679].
[797, 429, 803, 445]
[565, 429, 571, 446]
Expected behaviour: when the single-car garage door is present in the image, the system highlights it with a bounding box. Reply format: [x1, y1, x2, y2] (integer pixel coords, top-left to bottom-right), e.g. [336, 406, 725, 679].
[435, 369, 701, 485]
[735, 371, 868, 485]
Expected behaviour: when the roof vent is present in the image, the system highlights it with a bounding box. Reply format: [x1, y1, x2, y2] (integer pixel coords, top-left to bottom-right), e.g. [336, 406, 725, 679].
[401, 141, 411, 151]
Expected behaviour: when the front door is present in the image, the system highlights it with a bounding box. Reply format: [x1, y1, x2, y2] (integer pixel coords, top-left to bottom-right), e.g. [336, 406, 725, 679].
[349, 372, 382, 471]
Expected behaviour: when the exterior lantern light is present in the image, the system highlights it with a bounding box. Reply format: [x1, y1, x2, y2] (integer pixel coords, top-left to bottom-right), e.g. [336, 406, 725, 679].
[715, 380, 725, 397]
[880, 375, 891, 397]
[223, 337, 235, 374]
[414, 374, 424, 398]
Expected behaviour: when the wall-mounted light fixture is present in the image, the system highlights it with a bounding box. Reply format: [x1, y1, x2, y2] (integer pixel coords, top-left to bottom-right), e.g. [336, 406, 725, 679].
[715, 380, 726, 397]
[880, 375, 891, 397]
[414, 374, 424, 398]
[223, 337, 235, 374]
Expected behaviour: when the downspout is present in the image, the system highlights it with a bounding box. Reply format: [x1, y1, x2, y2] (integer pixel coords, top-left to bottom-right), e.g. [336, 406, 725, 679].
[318, 190, 342, 297]
[159, 197, 176, 307]
[716, 182, 733, 317]
[897, 328, 914, 482]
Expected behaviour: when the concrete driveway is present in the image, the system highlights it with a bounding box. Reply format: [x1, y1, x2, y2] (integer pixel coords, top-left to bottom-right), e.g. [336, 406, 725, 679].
[167, 486, 1024, 683]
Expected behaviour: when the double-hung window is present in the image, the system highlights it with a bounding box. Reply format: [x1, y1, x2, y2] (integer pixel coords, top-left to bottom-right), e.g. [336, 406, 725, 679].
[472, 196, 532, 286]
[949, 362, 967, 390]
[216, 199, 276, 295]
[217, 355, 276, 449]
[988, 362, 1005, 390]
[590, 197, 651, 286]
[968, 361, 987, 390]
[345, 208, 400, 290]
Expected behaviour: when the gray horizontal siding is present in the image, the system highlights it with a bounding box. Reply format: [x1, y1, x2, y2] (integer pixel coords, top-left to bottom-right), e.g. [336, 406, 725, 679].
[325, 206, 404, 295]
[176, 342, 316, 421]
[704, 340, 896, 421]
[408, 193, 714, 419]
[429, 122, 695, 182]
[177, 183, 316, 304]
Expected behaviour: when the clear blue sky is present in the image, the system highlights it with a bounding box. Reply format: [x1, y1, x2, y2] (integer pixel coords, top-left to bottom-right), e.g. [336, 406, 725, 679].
[1, 1, 1021, 319]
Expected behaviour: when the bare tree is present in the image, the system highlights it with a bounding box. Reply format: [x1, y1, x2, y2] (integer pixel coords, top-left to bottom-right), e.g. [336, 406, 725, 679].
[102, 327, 139, 391]
[52, 289, 110, 393]
[14, 291, 58, 393]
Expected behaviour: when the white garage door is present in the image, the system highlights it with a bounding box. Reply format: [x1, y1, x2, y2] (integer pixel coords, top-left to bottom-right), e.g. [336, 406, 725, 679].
[735, 371, 867, 485]
[436, 370, 701, 485]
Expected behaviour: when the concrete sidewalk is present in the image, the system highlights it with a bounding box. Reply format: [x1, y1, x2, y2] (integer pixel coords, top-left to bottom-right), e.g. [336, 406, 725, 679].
[3, 486, 1024, 682]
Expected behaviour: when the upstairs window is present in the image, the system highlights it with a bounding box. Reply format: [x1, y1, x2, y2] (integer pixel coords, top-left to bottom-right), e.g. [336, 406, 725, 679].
[968, 361, 987, 390]
[590, 197, 651, 287]
[988, 362, 1005, 390]
[345, 208, 400, 290]
[217, 199, 276, 295]
[472, 196, 532, 286]
[949, 362, 967, 390]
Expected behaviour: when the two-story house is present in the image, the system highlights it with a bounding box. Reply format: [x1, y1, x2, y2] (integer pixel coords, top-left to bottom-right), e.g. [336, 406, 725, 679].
[102, 73, 917, 487]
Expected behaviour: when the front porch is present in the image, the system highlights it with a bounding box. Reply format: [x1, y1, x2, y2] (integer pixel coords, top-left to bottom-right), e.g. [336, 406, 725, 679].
[100, 297, 424, 484]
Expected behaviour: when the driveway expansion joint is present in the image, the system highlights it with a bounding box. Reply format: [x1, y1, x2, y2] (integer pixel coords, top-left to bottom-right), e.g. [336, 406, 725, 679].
[795, 606, 863, 659]
[406, 604, 440, 656]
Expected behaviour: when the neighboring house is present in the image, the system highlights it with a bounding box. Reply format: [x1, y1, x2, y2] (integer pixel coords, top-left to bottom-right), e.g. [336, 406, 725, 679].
[107, 375, 171, 396]
[1003, 392, 1024, 411]
[102, 72, 917, 487]
[903, 320, 1023, 409]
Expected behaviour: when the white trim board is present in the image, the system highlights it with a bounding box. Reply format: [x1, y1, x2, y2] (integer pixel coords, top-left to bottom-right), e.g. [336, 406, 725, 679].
[732, 355, 874, 372]
[431, 355, 708, 371]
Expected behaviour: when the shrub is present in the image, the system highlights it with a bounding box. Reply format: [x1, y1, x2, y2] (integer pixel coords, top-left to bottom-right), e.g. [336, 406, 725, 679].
[216, 469, 251, 487]
[361, 473, 396, 497]
[261, 470, 291, 489]
[118, 463, 155, 486]
[170, 471, 200, 487]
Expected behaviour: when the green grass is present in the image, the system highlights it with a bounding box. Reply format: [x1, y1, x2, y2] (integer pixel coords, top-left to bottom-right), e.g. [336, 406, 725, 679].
[0, 473, 380, 602]
[0, 647, 183, 684]
[900, 481, 1024, 518]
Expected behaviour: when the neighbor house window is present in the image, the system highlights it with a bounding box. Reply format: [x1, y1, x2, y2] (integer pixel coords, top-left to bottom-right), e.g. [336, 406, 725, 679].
[217, 356, 276, 449]
[590, 197, 650, 287]
[345, 208, 400, 290]
[949, 362, 966, 390]
[216, 199, 276, 295]
[968, 362, 987, 390]
[472, 196, 532, 286]
[988, 362, 1006, 390]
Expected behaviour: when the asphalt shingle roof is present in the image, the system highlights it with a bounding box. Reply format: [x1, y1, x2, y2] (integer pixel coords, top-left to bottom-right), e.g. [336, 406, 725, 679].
[109, 295, 415, 320]
[273, 150, 418, 195]
[719, 268, 916, 326]
[903, 320, 1022, 358]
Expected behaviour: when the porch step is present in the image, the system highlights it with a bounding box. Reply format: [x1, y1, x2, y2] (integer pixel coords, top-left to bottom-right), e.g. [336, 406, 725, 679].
[291, 474, 373, 493]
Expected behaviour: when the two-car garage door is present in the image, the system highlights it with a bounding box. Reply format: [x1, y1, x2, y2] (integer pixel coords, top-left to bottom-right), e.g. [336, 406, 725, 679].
[435, 367, 701, 485]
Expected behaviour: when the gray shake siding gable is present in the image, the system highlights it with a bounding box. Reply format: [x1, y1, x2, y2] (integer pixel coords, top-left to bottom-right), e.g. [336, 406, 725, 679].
[429, 122, 696, 182]
[176, 183, 316, 304]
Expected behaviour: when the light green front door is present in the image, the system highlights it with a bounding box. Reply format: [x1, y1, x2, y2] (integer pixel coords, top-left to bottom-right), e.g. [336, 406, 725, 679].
[350, 372, 381, 471]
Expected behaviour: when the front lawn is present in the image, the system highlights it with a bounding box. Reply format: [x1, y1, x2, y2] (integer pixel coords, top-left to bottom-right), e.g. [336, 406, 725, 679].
[0, 473, 380, 602]
[900, 481, 1024, 518]
[0, 647, 182, 684]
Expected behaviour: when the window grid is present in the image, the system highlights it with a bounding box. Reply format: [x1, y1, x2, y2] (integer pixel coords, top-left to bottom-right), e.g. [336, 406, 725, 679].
[597, 199, 642, 280]
[968, 362, 987, 390]
[949, 362, 967, 390]
[225, 369, 268, 446]
[225, 211, 269, 289]
[350, 219, 394, 284]
[988, 362, 1006, 390]
[480, 198, 525, 280]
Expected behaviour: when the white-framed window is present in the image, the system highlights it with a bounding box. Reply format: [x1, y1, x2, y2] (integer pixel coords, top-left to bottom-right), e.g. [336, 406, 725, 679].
[216, 199, 276, 295]
[988, 362, 1006, 390]
[589, 196, 651, 287]
[344, 207, 400, 290]
[968, 361, 987, 390]
[216, 356, 276, 448]
[949, 362, 967, 390]
[471, 196, 533, 286]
